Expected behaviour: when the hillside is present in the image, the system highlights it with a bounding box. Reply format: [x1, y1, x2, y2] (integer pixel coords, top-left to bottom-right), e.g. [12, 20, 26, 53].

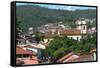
[16, 5, 96, 32]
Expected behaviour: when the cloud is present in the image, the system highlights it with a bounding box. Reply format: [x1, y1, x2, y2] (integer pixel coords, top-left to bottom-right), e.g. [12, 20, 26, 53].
[16, 3, 96, 11]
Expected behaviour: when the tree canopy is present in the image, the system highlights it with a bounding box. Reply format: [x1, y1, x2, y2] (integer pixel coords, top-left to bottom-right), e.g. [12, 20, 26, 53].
[45, 33, 96, 62]
[16, 5, 96, 32]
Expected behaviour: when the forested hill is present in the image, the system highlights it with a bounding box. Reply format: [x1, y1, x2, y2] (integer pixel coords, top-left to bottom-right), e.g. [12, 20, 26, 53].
[16, 5, 96, 32]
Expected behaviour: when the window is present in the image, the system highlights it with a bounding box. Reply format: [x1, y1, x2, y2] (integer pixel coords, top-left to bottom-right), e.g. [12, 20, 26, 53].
[77, 37, 79, 41]
[83, 26, 85, 30]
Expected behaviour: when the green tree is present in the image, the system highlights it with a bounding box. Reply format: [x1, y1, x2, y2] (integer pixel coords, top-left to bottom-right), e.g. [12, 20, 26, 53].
[45, 33, 96, 62]
[45, 36, 79, 62]
[16, 18, 23, 34]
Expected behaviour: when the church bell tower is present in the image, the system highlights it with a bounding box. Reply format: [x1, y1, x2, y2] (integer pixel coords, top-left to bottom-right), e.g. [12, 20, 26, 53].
[75, 18, 87, 34]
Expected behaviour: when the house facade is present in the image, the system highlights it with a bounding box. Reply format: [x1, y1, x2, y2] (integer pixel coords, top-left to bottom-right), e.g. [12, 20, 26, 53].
[42, 19, 87, 43]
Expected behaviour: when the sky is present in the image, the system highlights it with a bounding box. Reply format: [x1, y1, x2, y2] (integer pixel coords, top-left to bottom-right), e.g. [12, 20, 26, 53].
[16, 2, 96, 11]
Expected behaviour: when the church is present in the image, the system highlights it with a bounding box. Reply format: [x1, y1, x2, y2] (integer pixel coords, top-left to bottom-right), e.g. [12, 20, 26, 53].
[43, 18, 87, 43]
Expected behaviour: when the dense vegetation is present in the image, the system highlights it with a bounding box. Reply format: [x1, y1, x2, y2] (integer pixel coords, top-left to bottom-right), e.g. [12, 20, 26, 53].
[45, 33, 96, 63]
[16, 5, 96, 32]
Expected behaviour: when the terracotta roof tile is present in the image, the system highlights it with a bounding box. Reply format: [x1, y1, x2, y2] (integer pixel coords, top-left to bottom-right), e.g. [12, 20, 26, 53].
[69, 54, 94, 62]
[60, 29, 81, 35]
[16, 47, 33, 55]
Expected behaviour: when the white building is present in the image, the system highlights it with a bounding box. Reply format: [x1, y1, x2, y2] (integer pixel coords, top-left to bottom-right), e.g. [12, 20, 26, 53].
[43, 19, 87, 42]
[75, 19, 87, 34]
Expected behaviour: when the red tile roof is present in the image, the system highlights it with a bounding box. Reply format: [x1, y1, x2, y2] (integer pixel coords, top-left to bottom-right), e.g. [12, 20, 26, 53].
[69, 54, 94, 62]
[23, 56, 39, 65]
[24, 59, 39, 65]
[60, 29, 81, 35]
[43, 29, 81, 38]
[62, 55, 79, 63]
[16, 47, 33, 55]
[57, 51, 94, 63]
